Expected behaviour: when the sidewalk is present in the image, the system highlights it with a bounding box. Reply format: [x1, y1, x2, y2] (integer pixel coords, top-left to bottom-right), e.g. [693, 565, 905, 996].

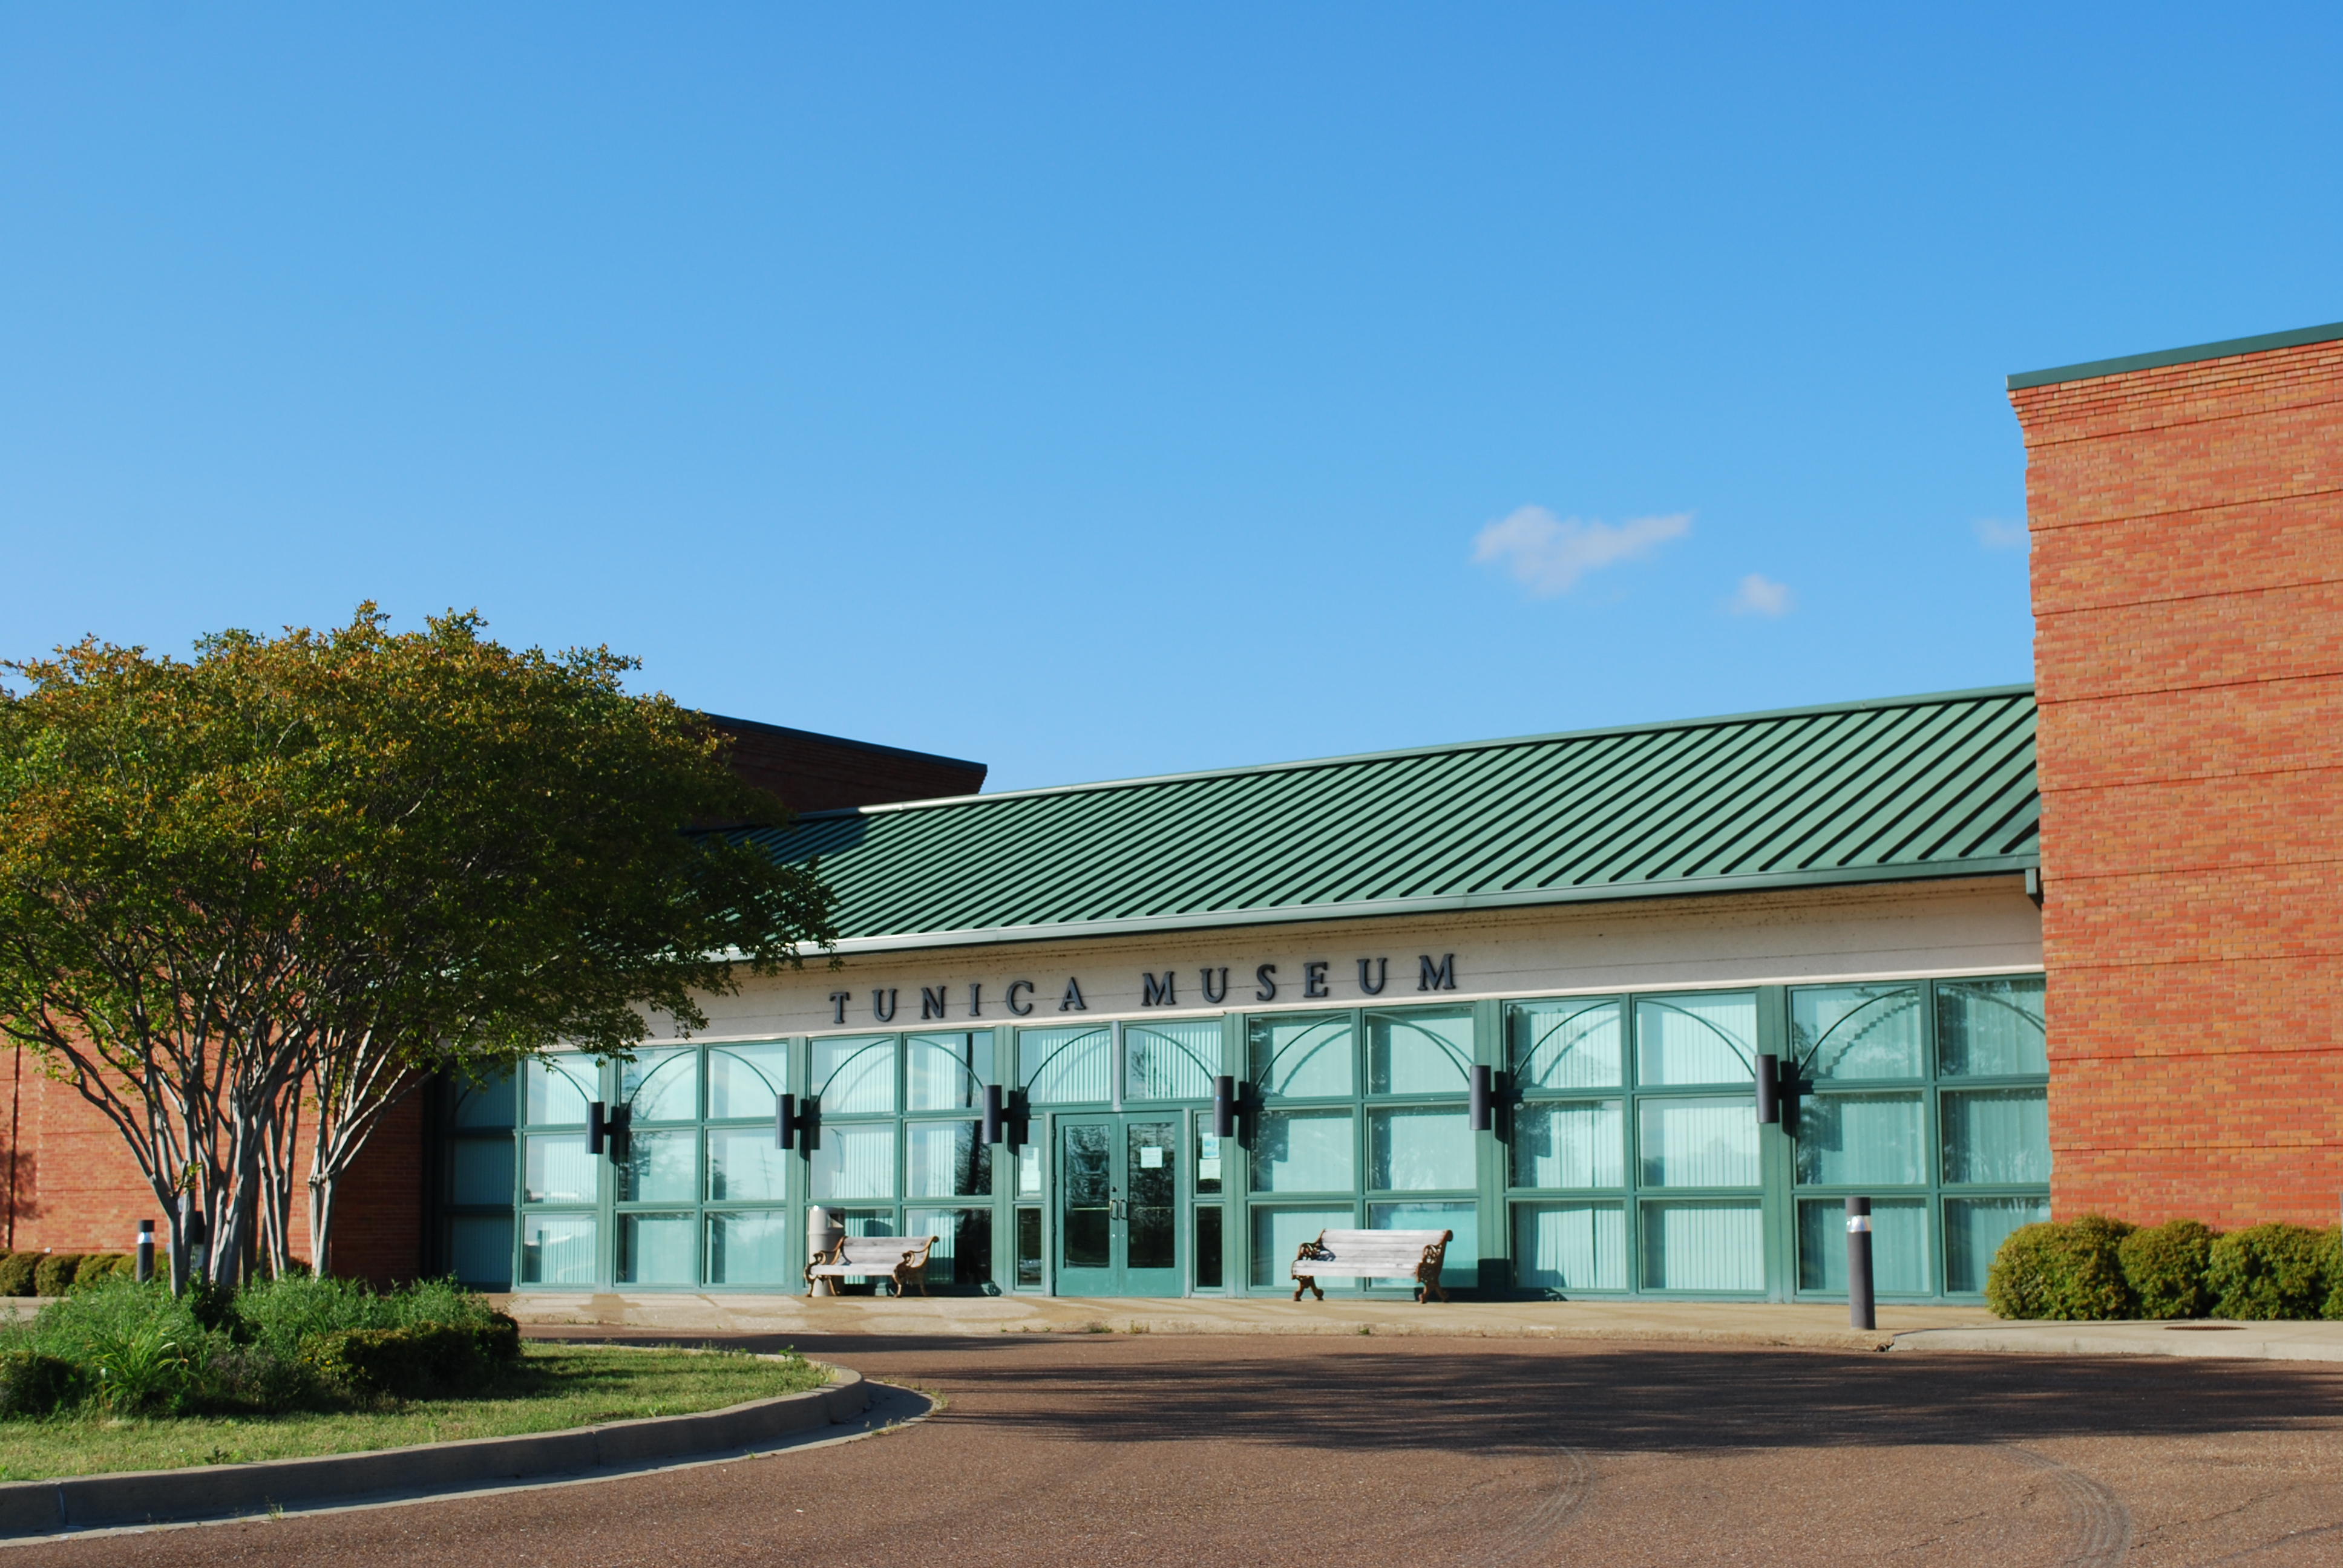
[495, 1290, 1994, 1352]
[1891, 1319, 2343, 1361]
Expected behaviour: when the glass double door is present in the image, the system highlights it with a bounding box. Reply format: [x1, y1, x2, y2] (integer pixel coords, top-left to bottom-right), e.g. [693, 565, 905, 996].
[1057, 1114, 1181, 1296]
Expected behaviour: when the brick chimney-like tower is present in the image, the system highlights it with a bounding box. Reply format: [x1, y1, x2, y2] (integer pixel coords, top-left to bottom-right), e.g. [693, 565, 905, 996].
[2010, 322, 2343, 1227]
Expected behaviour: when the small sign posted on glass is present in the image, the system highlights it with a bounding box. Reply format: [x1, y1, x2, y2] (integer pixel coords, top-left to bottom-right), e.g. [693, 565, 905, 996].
[1139, 1145, 1165, 1169]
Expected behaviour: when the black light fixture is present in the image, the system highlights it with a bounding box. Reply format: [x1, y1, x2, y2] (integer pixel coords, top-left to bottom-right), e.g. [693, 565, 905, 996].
[604, 1102, 634, 1163]
[981, 1084, 1004, 1145]
[1755, 1053, 1781, 1125]
[586, 1101, 608, 1155]
[775, 1093, 798, 1151]
[1468, 1065, 1494, 1132]
[1212, 1076, 1236, 1140]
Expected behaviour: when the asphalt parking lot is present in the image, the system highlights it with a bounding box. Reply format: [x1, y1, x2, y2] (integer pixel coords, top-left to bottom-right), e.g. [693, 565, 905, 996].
[30, 1330, 2343, 1566]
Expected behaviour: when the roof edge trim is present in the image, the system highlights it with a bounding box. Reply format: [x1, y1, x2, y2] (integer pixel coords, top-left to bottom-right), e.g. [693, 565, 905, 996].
[2008, 321, 2343, 391]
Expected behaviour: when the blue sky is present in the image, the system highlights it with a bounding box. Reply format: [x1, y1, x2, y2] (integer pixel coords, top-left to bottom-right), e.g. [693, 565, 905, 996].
[4, 6, 2336, 792]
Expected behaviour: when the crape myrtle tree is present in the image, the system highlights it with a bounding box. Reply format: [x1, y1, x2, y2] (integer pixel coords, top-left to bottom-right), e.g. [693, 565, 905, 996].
[0, 607, 836, 1285]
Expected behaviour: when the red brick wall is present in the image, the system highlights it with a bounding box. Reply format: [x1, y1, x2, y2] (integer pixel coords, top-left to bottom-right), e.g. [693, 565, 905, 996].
[2012, 334, 2343, 1226]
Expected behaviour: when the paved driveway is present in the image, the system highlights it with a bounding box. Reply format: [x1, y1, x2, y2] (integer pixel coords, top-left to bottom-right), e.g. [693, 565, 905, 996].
[36, 1330, 2343, 1566]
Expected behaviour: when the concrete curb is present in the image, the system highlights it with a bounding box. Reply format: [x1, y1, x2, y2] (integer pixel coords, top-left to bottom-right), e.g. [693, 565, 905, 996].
[0, 1362, 868, 1537]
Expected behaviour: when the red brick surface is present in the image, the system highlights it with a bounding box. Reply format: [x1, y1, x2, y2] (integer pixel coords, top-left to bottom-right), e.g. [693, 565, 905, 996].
[2013, 333, 2343, 1227]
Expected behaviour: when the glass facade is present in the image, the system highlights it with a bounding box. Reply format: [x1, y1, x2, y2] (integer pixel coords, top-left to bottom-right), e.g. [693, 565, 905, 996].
[431, 975, 2049, 1301]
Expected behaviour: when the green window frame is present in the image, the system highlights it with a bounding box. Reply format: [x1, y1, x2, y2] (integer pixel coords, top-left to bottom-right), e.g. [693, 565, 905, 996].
[808, 1030, 998, 1292]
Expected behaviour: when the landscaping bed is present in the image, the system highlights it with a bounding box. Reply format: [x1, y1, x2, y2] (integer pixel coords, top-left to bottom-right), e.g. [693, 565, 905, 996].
[0, 1275, 827, 1480]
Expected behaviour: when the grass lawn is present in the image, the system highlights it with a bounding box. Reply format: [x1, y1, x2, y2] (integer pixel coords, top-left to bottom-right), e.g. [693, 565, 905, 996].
[0, 1343, 832, 1481]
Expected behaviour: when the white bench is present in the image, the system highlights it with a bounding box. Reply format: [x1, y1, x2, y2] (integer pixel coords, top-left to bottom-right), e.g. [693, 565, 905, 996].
[805, 1234, 938, 1298]
[1291, 1227, 1454, 1303]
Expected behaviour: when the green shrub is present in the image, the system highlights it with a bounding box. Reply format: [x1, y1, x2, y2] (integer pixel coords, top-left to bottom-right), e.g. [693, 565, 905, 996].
[2207, 1223, 2329, 1319]
[1986, 1215, 2137, 1320]
[300, 1322, 497, 1400]
[231, 1275, 500, 1362]
[0, 1255, 37, 1298]
[33, 1254, 86, 1297]
[0, 1351, 77, 1417]
[2119, 1218, 2218, 1318]
[2322, 1230, 2343, 1321]
[71, 1254, 128, 1289]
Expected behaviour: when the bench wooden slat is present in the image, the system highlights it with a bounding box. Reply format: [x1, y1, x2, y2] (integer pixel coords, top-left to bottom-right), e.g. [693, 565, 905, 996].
[1291, 1227, 1453, 1303]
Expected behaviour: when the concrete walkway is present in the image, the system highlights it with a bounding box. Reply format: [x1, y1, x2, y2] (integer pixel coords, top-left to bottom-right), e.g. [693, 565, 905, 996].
[1892, 1318, 2343, 1361]
[496, 1290, 1994, 1351]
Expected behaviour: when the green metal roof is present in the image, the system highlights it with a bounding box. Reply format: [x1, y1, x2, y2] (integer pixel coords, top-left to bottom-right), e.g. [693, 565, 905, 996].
[749, 685, 2039, 953]
[2008, 320, 2343, 390]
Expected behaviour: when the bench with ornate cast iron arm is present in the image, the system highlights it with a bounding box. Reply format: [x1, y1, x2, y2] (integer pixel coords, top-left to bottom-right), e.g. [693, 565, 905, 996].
[1291, 1227, 1453, 1303]
[805, 1234, 939, 1298]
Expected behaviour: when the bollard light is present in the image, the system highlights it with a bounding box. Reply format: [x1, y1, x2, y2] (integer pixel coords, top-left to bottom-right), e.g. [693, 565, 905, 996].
[982, 1084, 1004, 1145]
[1469, 1065, 1494, 1132]
[1846, 1196, 1876, 1331]
[1755, 1053, 1781, 1125]
[1213, 1076, 1236, 1139]
[135, 1220, 155, 1285]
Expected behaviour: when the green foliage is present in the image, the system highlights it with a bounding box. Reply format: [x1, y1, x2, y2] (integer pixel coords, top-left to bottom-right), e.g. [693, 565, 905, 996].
[2119, 1219, 2218, 1319]
[32, 1255, 85, 1297]
[2322, 1230, 2343, 1322]
[300, 1322, 511, 1400]
[2209, 1223, 2332, 1321]
[228, 1274, 499, 1363]
[0, 1256, 34, 1298]
[73, 1254, 129, 1289]
[1985, 1215, 2137, 1320]
[0, 1353, 77, 1417]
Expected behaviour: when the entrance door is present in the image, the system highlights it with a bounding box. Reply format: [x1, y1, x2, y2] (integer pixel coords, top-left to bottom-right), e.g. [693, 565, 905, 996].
[1056, 1115, 1182, 1296]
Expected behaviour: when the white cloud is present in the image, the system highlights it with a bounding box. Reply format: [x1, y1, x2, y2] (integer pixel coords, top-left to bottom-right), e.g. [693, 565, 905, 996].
[1470, 506, 1691, 596]
[1975, 518, 2030, 551]
[1729, 573, 1794, 616]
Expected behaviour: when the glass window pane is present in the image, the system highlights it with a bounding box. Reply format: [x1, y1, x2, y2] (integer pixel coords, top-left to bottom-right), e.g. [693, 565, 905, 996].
[1015, 1207, 1044, 1288]
[1248, 1014, 1355, 1100]
[811, 1123, 896, 1200]
[1941, 1088, 2051, 1184]
[451, 1138, 515, 1206]
[523, 1134, 595, 1204]
[1634, 993, 1758, 1085]
[907, 1033, 989, 1111]
[1798, 1198, 1931, 1294]
[706, 1042, 789, 1120]
[708, 1126, 789, 1202]
[1368, 1109, 1474, 1191]
[906, 1207, 994, 1289]
[707, 1210, 793, 1285]
[1125, 1019, 1219, 1101]
[1016, 1143, 1043, 1197]
[1938, 978, 2048, 1077]
[1020, 1026, 1113, 1105]
[813, 1036, 897, 1115]
[453, 1074, 516, 1129]
[450, 1215, 514, 1289]
[905, 1120, 991, 1198]
[1513, 1201, 1627, 1292]
[623, 1047, 698, 1122]
[1795, 1093, 1926, 1187]
[1251, 1111, 1355, 1192]
[1792, 985, 1924, 1081]
[1250, 1205, 1354, 1288]
[1511, 1100, 1625, 1189]
[524, 1054, 596, 1125]
[1196, 1132, 1225, 1194]
[1639, 1200, 1764, 1292]
[1369, 1201, 1476, 1287]
[618, 1128, 695, 1203]
[1366, 1008, 1473, 1096]
[1637, 1096, 1760, 1187]
[618, 1212, 697, 1284]
[1508, 999, 1625, 1091]
[520, 1214, 596, 1285]
[1945, 1195, 2050, 1293]
[1194, 1206, 1224, 1291]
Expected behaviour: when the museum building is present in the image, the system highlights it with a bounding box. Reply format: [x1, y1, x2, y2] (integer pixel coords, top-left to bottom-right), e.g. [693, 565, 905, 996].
[7, 318, 2339, 1304]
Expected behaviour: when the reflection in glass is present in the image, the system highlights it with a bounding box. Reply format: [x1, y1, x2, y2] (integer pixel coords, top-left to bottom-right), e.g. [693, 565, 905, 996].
[810, 1123, 895, 1200]
[618, 1212, 695, 1284]
[1513, 1202, 1627, 1292]
[1799, 1198, 1930, 1293]
[908, 1033, 989, 1111]
[1251, 1206, 1352, 1288]
[1368, 1109, 1473, 1191]
[1511, 1100, 1625, 1189]
[1251, 1111, 1355, 1192]
[1639, 1201, 1763, 1291]
[1125, 1020, 1218, 1100]
[813, 1036, 896, 1115]
[619, 1129, 695, 1203]
[706, 1210, 791, 1285]
[1792, 986, 1924, 1081]
[1507, 999, 1625, 1091]
[524, 1134, 595, 1204]
[707, 1042, 788, 1120]
[1060, 1123, 1110, 1269]
[1796, 1093, 1926, 1187]
[1942, 1089, 2051, 1184]
[520, 1214, 596, 1285]
[707, 1126, 788, 1201]
[451, 1139, 516, 1206]
[1248, 1014, 1354, 1099]
[1195, 1206, 1224, 1290]
[1945, 1195, 2049, 1293]
[1016, 1207, 1044, 1288]
[453, 1074, 516, 1129]
[1637, 1097, 1760, 1187]
[1634, 994, 1758, 1085]
[905, 1120, 990, 1198]
[623, 1048, 698, 1122]
[906, 1207, 994, 1287]
[1938, 978, 2048, 1077]
[1021, 1027, 1113, 1105]
[525, 1054, 595, 1126]
[1366, 1008, 1473, 1095]
[1127, 1122, 1177, 1270]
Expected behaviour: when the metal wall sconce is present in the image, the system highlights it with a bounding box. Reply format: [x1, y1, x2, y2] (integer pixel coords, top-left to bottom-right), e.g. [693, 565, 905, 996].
[1212, 1075, 1237, 1139]
[982, 1084, 1005, 1145]
[1755, 1053, 1781, 1125]
[587, 1102, 632, 1160]
[1468, 1065, 1494, 1132]
[775, 1093, 798, 1151]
